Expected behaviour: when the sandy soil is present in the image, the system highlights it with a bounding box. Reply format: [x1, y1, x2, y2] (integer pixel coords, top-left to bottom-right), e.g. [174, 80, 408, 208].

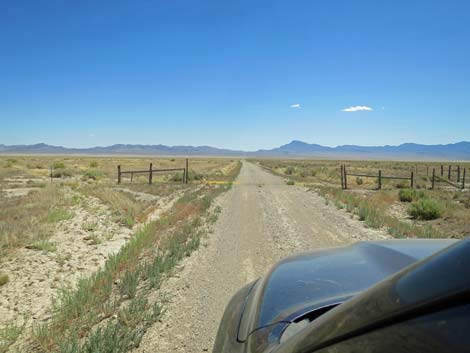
[135, 161, 390, 353]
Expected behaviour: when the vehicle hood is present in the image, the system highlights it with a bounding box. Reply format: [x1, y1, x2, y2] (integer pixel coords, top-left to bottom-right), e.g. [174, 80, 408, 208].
[237, 239, 456, 351]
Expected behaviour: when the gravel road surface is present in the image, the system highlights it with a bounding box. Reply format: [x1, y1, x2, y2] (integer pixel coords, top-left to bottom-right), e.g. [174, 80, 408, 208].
[136, 161, 389, 353]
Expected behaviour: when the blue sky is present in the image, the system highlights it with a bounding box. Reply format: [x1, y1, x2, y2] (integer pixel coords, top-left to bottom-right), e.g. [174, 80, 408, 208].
[1, 0, 469, 150]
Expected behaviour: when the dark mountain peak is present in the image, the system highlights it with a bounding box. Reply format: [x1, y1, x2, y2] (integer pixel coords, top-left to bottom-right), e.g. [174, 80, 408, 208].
[275, 140, 332, 153]
[286, 140, 307, 146]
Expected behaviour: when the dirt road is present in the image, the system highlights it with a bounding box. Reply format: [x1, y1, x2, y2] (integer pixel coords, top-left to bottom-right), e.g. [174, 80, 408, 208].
[136, 161, 389, 353]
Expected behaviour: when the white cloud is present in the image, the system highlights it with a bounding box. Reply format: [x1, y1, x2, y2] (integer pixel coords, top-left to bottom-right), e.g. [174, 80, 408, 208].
[290, 104, 301, 108]
[341, 105, 373, 112]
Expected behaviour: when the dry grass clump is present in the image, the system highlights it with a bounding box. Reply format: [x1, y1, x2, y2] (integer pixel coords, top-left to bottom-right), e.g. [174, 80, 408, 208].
[80, 187, 150, 227]
[29, 239, 58, 252]
[0, 185, 72, 252]
[0, 273, 9, 286]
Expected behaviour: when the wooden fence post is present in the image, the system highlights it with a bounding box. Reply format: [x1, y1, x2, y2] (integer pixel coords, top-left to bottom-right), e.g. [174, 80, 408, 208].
[185, 158, 189, 184]
[378, 169, 382, 190]
[344, 165, 348, 189]
[410, 171, 414, 189]
[117, 165, 121, 184]
[340, 165, 344, 189]
[441, 165, 444, 177]
[457, 165, 461, 182]
[432, 168, 435, 189]
[149, 163, 153, 184]
[462, 168, 466, 190]
[448, 165, 451, 180]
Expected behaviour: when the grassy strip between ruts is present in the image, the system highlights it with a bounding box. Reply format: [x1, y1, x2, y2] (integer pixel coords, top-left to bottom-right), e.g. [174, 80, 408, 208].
[317, 186, 445, 239]
[29, 162, 241, 353]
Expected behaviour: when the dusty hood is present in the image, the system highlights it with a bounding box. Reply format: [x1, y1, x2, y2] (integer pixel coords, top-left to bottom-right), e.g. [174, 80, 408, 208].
[237, 239, 456, 350]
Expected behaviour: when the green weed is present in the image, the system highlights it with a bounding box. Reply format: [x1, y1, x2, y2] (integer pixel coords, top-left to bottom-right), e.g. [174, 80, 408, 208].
[45, 208, 73, 223]
[31, 240, 57, 252]
[408, 198, 443, 220]
[0, 274, 9, 286]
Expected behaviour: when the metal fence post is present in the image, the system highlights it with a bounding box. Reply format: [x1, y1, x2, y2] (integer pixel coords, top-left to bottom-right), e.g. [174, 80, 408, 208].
[149, 163, 153, 184]
[448, 165, 451, 180]
[410, 171, 414, 189]
[457, 165, 461, 182]
[462, 168, 466, 190]
[432, 168, 435, 189]
[378, 169, 382, 190]
[117, 165, 121, 184]
[340, 165, 344, 189]
[441, 165, 443, 177]
[344, 165, 348, 189]
[185, 158, 189, 184]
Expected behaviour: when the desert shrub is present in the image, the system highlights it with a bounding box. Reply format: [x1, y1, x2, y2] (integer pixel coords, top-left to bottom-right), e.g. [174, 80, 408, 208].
[358, 206, 367, 221]
[356, 177, 363, 185]
[461, 196, 470, 209]
[27, 163, 44, 169]
[190, 172, 204, 181]
[286, 180, 295, 185]
[408, 198, 442, 220]
[285, 166, 294, 175]
[398, 189, 427, 202]
[395, 181, 409, 189]
[83, 169, 102, 180]
[0, 274, 9, 286]
[52, 161, 66, 169]
[52, 169, 73, 178]
[170, 173, 183, 182]
[399, 189, 416, 202]
[89, 161, 99, 168]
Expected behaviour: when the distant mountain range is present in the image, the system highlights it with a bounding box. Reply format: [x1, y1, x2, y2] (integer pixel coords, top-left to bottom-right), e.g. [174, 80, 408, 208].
[1, 141, 469, 160]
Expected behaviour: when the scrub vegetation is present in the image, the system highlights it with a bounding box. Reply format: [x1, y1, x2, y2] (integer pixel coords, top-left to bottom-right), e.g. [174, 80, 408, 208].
[0, 156, 241, 352]
[257, 159, 470, 239]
